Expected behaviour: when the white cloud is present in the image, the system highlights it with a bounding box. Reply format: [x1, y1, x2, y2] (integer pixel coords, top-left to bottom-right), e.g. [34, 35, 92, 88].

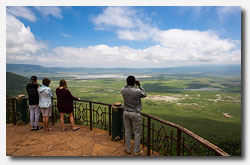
[117, 24, 159, 41]
[34, 7, 63, 19]
[117, 30, 149, 41]
[25, 43, 240, 68]
[92, 7, 136, 29]
[60, 32, 71, 38]
[93, 7, 160, 42]
[6, 7, 63, 64]
[7, 6, 64, 22]
[92, 7, 240, 48]
[7, 7, 240, 68]
[89, 7, 241, 67]
[6, 14, 47, 63]
[7, 7, 36, 22]
[154, 29, 235, 52]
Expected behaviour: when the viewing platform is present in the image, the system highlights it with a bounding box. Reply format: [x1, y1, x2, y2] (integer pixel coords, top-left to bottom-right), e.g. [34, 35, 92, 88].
[6, 97, 230, 156]
[6, 123, 157, 156]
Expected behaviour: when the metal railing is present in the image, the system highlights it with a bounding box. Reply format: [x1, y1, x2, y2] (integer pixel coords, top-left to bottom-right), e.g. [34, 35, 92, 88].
[140, 113, 229, 156]
[6, 97, 230, 156]
[6, 97, 17, 125]
[51, 98, 112, 136]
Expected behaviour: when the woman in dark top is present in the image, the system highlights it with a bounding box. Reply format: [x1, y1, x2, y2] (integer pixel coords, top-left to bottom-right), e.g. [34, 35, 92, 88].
[26, 75, 43, 131]
[56, 79, 80, 131]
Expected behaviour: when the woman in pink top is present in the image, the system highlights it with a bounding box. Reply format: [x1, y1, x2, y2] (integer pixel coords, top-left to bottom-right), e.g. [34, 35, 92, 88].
[56, 79, 80, 132]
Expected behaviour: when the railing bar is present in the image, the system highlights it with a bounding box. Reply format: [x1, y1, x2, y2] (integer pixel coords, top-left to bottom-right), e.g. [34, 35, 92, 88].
[171, 131, 173, 156]
[141, 112, 180, 129]
[104, 107, 107, 130]
[52, 103, 54, 125]
[12, 98, 16, 125]
[177, 128, 181, 156]
[74, 101, 76, 119]
[108, 105, 111, 136]
[77, 99, 112, 106]
[89, 102, 93, 130]
[6, 99, 10, 123]
[142, 118, 145, 148]
[93, 105, 96, 127]
[182, 138, 185, 156]
[152, 123, 154, 154]
[147, 116, 151, 156]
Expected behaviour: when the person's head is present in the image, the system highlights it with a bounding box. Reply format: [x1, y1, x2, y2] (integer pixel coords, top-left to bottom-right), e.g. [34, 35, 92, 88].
[126, 75, 136, 86]
[42, 78, 51, 87]
[30, 75, 37, 84]
[59, 79, 68, 89]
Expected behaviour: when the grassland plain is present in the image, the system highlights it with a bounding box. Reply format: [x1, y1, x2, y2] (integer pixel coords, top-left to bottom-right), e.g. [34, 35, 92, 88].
[39, 74, 241, 156]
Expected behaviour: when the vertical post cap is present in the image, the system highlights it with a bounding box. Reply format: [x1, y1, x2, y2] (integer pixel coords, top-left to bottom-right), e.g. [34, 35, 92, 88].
[113, 102, 122, 108]
[16, 94, 25, 100]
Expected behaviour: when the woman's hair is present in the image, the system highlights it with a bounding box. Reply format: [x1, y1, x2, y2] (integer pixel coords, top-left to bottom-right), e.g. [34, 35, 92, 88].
[42, 78, 51, 87]
[59, 79, 68, 89]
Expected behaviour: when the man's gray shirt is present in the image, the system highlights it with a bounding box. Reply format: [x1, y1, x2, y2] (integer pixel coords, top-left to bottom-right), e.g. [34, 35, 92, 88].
[121, 85, 147, 112]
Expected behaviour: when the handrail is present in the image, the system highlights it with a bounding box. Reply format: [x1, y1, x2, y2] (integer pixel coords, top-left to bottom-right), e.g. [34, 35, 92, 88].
[76, 99, 113, 106]
[141, 112, 230, 156]
[53, 98, 113, 106]
[141, 112, 180, 129]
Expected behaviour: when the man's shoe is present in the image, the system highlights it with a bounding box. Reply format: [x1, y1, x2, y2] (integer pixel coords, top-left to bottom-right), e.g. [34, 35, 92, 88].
[134, 150, 143, 156]
[30, 127, 34, 131]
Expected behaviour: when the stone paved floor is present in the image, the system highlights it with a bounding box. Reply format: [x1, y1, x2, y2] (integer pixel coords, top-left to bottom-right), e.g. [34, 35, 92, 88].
[6, 123, 160, 157]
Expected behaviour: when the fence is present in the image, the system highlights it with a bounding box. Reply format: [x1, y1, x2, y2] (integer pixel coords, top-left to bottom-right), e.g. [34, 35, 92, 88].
[6, 97, 230, 156]
[51, 98, 112, 136]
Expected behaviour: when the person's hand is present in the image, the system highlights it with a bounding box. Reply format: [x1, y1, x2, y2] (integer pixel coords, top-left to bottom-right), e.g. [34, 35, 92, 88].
[78, 98, 80, 100]
[135, 80, 141, 86]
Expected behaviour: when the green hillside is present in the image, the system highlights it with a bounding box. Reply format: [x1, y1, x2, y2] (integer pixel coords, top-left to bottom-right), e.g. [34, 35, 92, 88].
[6, 72, 29, 97]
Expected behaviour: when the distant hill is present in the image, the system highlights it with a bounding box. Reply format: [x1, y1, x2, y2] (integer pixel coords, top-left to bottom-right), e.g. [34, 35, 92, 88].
[7, 64, 53, 74]
[6, 63, 241, 77]
[6, 72, 29, 97]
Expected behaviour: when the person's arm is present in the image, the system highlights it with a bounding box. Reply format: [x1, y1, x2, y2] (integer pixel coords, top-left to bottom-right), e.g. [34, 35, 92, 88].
[26, 85, 29, 94]
[48, 88, 54, 97]
[66, 90, 79, 100]
[138, 86, 147, 98]
[135, 80, 147, 98]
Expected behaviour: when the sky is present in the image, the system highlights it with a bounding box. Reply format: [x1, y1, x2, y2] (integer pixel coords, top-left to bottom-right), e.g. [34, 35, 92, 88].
[6, 6, 241, 68]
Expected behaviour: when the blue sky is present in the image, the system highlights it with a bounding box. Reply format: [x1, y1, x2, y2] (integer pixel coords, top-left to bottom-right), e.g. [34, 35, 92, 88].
[6, 6, 241, 68]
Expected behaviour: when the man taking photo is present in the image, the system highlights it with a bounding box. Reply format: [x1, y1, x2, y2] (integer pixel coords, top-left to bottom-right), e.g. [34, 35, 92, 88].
[121, 75, 147, 156]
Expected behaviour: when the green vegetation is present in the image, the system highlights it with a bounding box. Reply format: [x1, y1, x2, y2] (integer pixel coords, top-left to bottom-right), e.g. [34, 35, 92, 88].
[6, 69, 241, 156]
[6, 72, 29, 97]
[43, 74, 241, 155]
